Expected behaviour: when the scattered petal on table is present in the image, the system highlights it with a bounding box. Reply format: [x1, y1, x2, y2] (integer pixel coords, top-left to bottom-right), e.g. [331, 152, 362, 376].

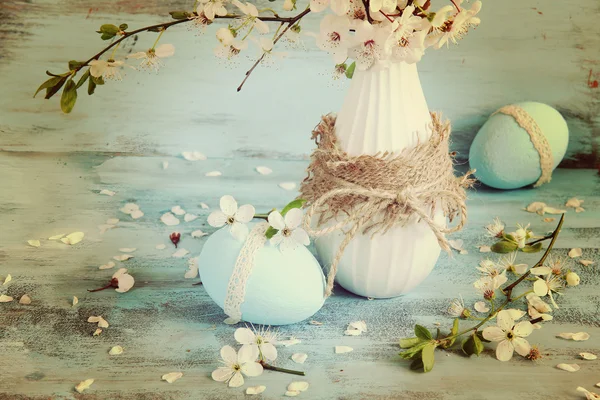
[171, 206, 186, 215]
[120, 203, 140, 215]
[309, 321, 323, 326]
[3, 274, 12, 285]
[288, 381, 309, 392]
[93, 328, 102, 336]
[580, 260, 594, 267]
[449, 239, 464, 252]
[61, 232, 84, 245]
[575, 206, 585, 213]
[285, 391, 300, 397]
[161, 212, 180, 226]
[345, 329, 362, 336]
[156, 244, 167, 250]
[27, 240, 41, 248]
[19, 294, 31, 305]
[543, 217, 556, 223]
[291, 353, 308, 364]
[205, 171, 222, 177]
[184, 213, 198, 222]
[278, 337, 301, 346]
[172, 248, 190, 258]
[557, 332, 590, 341]
[565, 198, 584, 208]
[162, 161, 169, 170]
[200, 202, 209, 209]
[474, 301, 490, 313]
[185, 258, 199, 279]
[0, 295, 13, 303]
[279, 182, 297, 191]
[580, 352, 597, 360]
[75, 379, 94, 393]
[556, 363, 580, 372]
[525, 202, 546, 214]
[73, 296, 78, 306]
[106, 218, 119, 225]
[349, 321, 367, 332]
[109, 346, 124, 355]
[335, 346, 353, 354]
[99, 189, 116, 196]
[246, 385, 266, 395]
[479, 245, 491, 253]
[113, 254, 134, 261]
[576, 387, 600, 399]
[98, 224, 115, 234]
[48, 233, 65, 240]
[256, 166, 273, 175]
[543, 206, 566, 215]
[182, 151, 206, 161]
[162, 372, 183, 383]
[569, 248, 583, 258]
[119, 248, 136, 253]
[130, 209, 144, 219]
[99, 261, 116, 270]
[191, 230, 208, 238]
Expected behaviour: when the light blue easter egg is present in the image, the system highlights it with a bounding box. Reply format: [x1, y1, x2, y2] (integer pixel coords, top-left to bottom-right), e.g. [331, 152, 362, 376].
[469, 102, 569, 189]
[198, 224, 326, 325]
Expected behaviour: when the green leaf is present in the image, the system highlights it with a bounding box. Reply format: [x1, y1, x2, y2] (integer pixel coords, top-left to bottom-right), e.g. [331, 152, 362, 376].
[45, 70, 71, 78]
[441, 318, 459, 349]
[461, 333, 484, 357]
[88, 77, 97, 95]
[398, 342, 429, 360]
[345, 61, 356, 79]
[169, 11, 190, 19]
[34, 76, 63, 98]
[421, 343, 435, 373]
[98, 24, 119, 36]
[399, 337, 422, 349]
[414, 324, 433, 341]
[522, 242, 543, 253]
[264, 199, 307, 239]
[68, 60, 85, 71]
[44, 76, 69, 99]
[491, 240, 519, 254]
[119, 23, 128, 31]
[472, 333, 484, 356]
[60, 79, 77, 114]
[91, 75, 105, 85]
[75, 70, 90, 89]
[409, 358, 424, 371]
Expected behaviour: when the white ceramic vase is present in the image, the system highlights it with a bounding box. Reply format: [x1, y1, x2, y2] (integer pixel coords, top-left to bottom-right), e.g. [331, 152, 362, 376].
[314, 61, 446, 298]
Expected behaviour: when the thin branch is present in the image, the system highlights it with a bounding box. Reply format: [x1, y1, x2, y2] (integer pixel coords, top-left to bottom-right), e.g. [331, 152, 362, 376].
[449, 0, 461, 12]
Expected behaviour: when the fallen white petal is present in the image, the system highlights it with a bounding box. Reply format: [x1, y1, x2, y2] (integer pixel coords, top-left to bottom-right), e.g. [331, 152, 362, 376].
[161, 212, 180, 226]
[596, 383, 600, 388]
[309, 320, 323, 326]
[99, 189, 116, 196]
[156, 244, 167, 250]
[171, 206, 186, 216]
[184, 213, 198, 222]
[48, 233, 66, 240]
[573, 332, 590, 341]
[575, 206, 585, 213]
[246, 385, 266, 395]
[73, 296, 78, 306]
[191, 230, 208, 238]
[459, 249, 469, 255]
[335, 346, 353, 354]
[474, 301, 490, 313]
[162, 161, 169, 170]
[27, 240, 41, 248]
[172, 248, 190, 258]
[93, 328, 102, 336]
[98, 224, 116, 234]
[479, 245, 491, 253]
[113, 254, 134, 261]
[3, 274, 11, 285]
[182, 151, 206, 161]
[565, 197, 584, 208]
[558, 332, 574, 340]
[543, 206, 566, 215]
[543, 217, 556, 223]
[285, 391, 300, 397]
[580, 352, 597, 360]
[277, 337, 301, 346]
[556, 363, 580, 372]
[569, 248, 583, 258]
[109, 345, 124, 355]
[448, 239, 464, 251]
[119, 248, 137, 253]
[580, 260, 594, 267]
[288, 381, 309, 392]
[99, 261, 116, 270]
[291, 353, 308, 364]
[120, 203, 139, 215]
[345, 329, 362, 336]
[256, 166, 273, 175]
[0, 295, 13, 303]
[106, 218, 119, 225]
[279, 182, 297, 191]
[130, 209, 144, 219]
[97, 317, 109, 328]
[75, 379, 94, 393]
[348, 321, 367, 332]
[205, 171, 222, 177]
[223, 317, 240, 325]
[526, 202, 547, 213]
[61, 232, 85, 245]
[162, 372, 183, 383]
[200, 202, 209, 209]
[19, 294, 31, 305]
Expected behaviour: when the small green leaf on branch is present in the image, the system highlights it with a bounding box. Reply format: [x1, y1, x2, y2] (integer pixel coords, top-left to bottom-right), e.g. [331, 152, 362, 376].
[399, 337, 422, 349]
[60, 79, 77, 113]
[522, 242, 543, 253]
[170, 11, 191, 20]
[345, 62, 356, 79]
[421, 342, 436, 372]
[264, 199, 307, 239]
[491, 240, 518, 253]
[97, 24, 120, 40]
[76, 70, 90, 89]
[414, 324, 433, 341]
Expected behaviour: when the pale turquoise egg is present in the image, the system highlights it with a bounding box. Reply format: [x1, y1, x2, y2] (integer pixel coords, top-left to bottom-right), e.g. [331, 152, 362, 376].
[469, 102, 569, 189]
[198, 224, 326, 325]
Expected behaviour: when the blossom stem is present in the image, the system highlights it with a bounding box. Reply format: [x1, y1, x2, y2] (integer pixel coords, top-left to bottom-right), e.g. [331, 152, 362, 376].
[379, 10, 394, 23]
[152, 29, 165, 49]
[87, 283, 113, 292]
[260, 361, 305, 376]
[253, 213, 270, 220]
[109, 42, 121, 60]
[450, 0, 461, 12]
[526, 234, 554, 246]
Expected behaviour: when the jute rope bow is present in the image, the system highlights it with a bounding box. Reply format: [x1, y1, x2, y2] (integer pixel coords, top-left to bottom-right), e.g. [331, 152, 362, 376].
[299, 113, 475, 297]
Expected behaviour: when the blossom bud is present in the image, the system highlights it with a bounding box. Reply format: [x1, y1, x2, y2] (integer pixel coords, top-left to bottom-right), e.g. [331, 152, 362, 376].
[283, 0, 295, 11]
[565, 271, 580, 286]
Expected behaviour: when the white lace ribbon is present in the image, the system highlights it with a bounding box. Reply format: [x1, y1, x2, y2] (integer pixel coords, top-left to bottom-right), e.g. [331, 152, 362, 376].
[223, 222, 269, 323]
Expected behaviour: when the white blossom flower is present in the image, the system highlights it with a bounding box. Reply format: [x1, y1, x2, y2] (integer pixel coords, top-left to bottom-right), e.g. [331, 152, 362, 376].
[429, 1, 481, 49]
[498, 252, 528, 275]
[189, 11, 212, 33]
[390, 27, 427, 64]
[112, 268, 135, 293]
[199, 0, 227, 20]
[368, 0, 396, 14]
[533, 274, 563, 309]
[310, 0, 350, 16]
[214, 28, 248, 59]
[316, 15, 352, 64]
[89, 59, 130, 81]
[473, 276, 498, 300]
[127, 44, 175, 73]
[232, 0, 270, 34]
[349, 21, 393, 70]
[211, 345, 263, 387]
[268, 209, 310, 252]
[476, 259, 508, 287]
[526, 293, 552, 313]
[208, 195, 255, 240]
[447, 295, 469, 318]
[482, 309, 534, 362]
[235, 326, 278, 362]
[485, 217, 505, 238]
[576, 387, 600, 400]
[509, 223, 532, 249]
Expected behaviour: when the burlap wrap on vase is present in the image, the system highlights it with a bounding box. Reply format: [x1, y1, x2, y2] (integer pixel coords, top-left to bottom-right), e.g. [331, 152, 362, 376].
[300, 112, 474, 297]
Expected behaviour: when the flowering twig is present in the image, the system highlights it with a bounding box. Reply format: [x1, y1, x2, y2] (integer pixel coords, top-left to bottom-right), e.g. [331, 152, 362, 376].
[259, 360, 306, 376]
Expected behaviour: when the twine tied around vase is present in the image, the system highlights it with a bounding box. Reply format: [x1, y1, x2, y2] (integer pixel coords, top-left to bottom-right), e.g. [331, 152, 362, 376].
[299, 113, 475, 298]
